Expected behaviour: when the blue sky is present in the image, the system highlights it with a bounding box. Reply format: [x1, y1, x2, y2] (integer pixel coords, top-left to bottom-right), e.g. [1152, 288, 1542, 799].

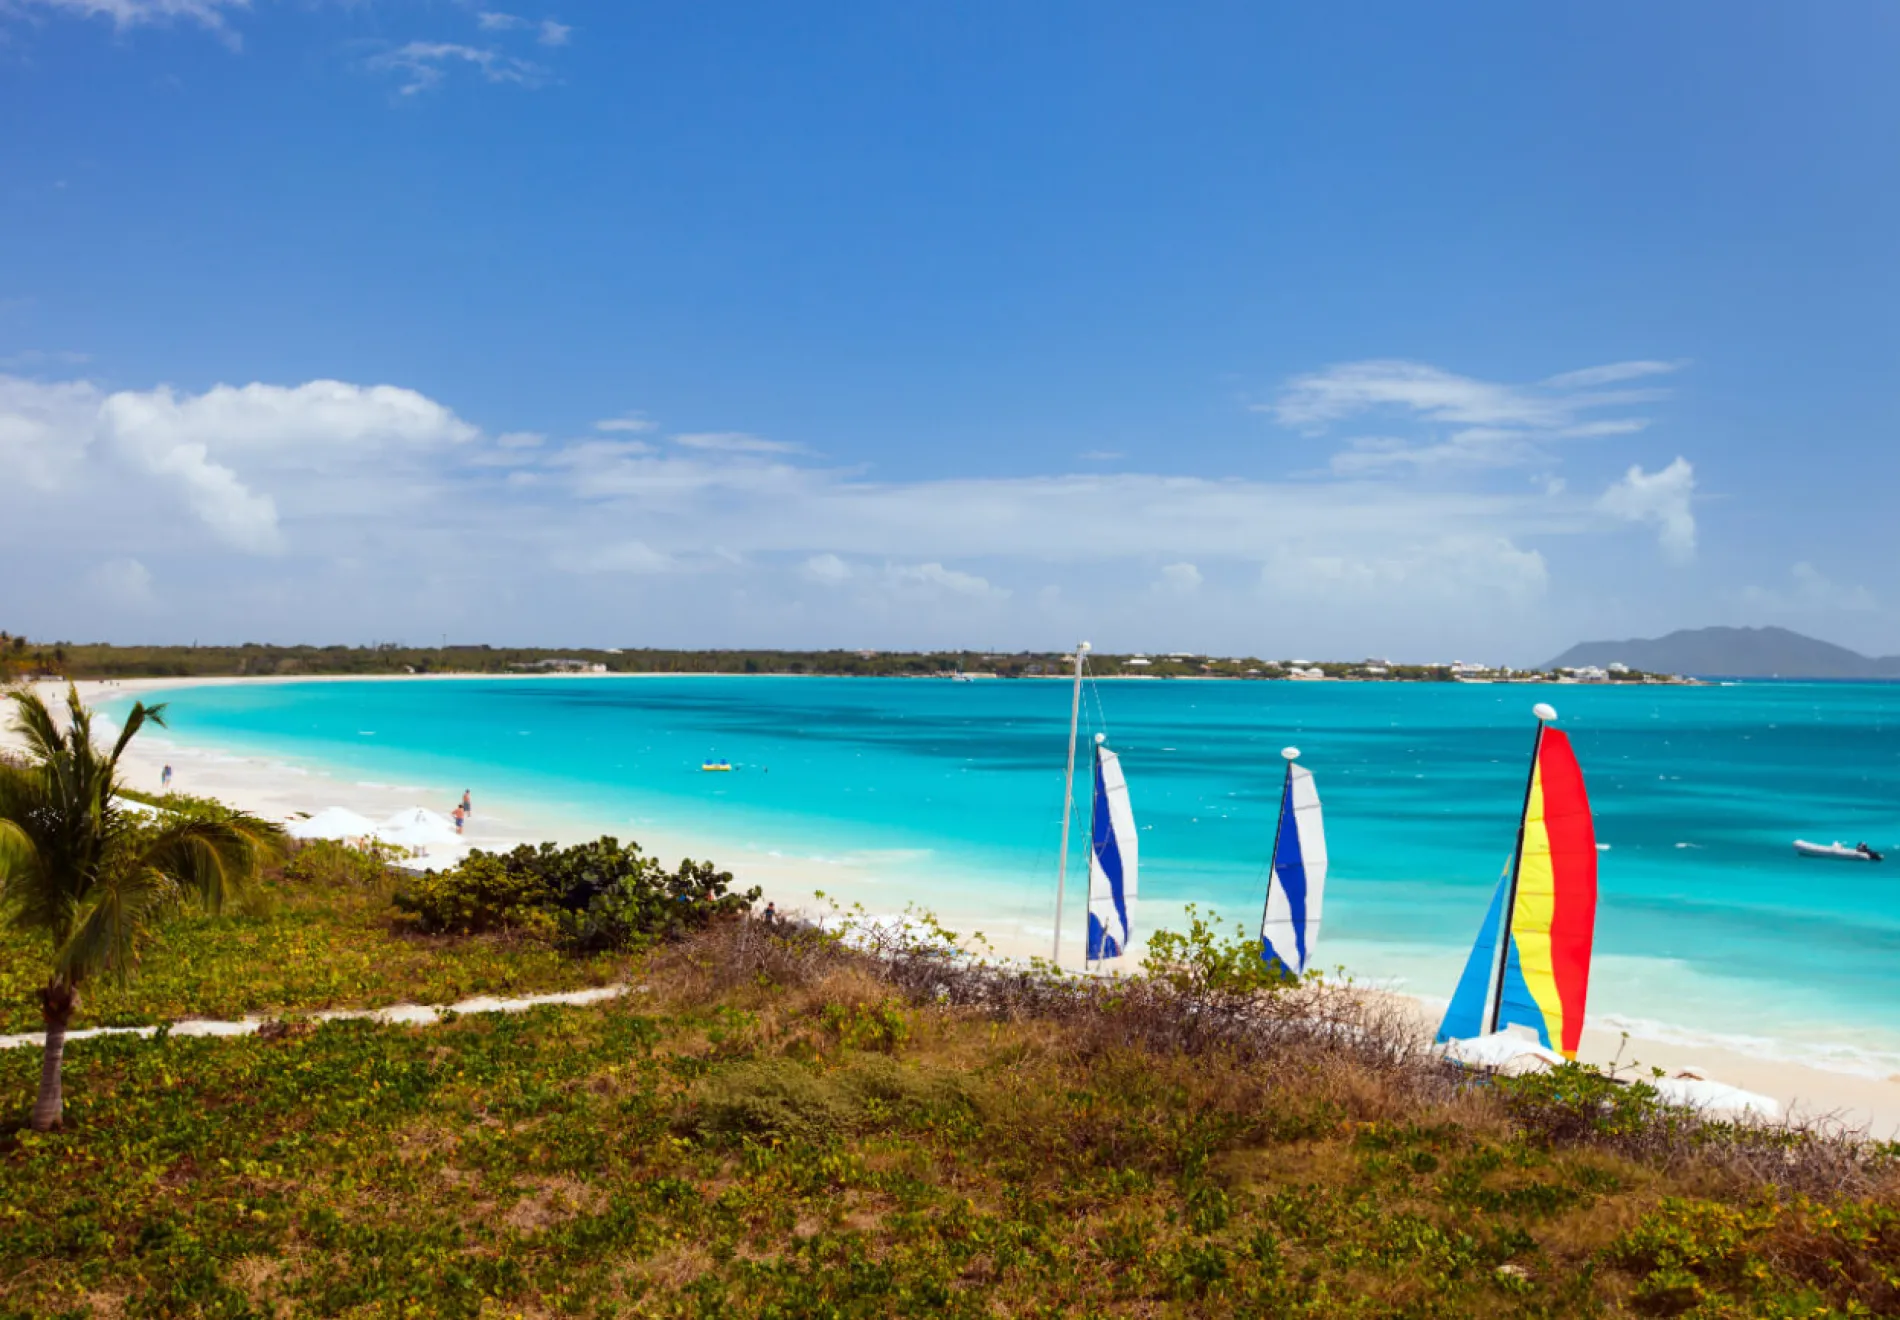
[3, 2, 1896, 661]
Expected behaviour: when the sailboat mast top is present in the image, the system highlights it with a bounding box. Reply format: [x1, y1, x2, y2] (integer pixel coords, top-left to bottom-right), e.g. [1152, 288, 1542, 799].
[1488, 704, 1556, 1035]
[1052, 641, 1090, 965]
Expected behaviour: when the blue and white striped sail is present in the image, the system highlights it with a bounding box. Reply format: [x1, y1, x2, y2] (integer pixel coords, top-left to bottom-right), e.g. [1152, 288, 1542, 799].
[1260, 761, 1327, 976]
[1086, 744, 1138, 962]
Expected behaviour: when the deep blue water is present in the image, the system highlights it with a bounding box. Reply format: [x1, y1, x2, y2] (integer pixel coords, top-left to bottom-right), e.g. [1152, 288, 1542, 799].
[119, 676, 1900, 1069]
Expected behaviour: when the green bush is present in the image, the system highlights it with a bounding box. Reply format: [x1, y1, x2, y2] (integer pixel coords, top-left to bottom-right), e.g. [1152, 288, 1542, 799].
[391, 836, 759, 950]
[281, 840, 397, 889]
[1141, 904, 1302, 995]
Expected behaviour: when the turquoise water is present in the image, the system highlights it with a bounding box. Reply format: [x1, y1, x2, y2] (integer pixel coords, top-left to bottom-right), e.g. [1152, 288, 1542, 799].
[120, 676, 1900, 1071]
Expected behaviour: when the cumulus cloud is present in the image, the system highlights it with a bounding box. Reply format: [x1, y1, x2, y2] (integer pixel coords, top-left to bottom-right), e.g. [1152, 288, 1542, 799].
[594, 413, 654, 434]
[538, 19, 570, 45]
[1741, 563, 1878, 615]
[1265, 358, 1682, 474]
[1598, 457, 1696, 563]
[886, 562, 1004, 598]
[0, 375, 100, 490]
[1260, 536, 1549, 604]
[802, 553, 851, 586]
[1158, 562, 1202, 594]
[87, 557, 158, 611]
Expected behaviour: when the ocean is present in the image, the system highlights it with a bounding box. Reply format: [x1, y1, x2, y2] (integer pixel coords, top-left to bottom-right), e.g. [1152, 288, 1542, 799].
[111, 675, 1900, 1076]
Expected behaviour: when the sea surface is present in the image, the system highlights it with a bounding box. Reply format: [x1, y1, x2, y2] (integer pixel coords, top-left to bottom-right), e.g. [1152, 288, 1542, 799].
[113, 675, 1900, 1075]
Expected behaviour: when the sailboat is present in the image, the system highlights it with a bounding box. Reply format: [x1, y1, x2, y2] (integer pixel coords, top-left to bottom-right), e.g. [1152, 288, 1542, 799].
[1053, 642, 1139, 967]
[1260, 747, 1327, 977]
[1437, 703, 1598, 1060]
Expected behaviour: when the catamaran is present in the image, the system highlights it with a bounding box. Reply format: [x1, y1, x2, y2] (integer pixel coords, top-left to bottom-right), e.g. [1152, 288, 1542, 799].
[1260, 747, 1327, 977]
[1437, 703, 1598, 1060]
[1052, 642, 1139, 968]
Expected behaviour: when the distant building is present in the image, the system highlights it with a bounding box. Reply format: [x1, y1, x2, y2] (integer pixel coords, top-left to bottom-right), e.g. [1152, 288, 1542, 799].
[1361, 666, 1389, 676]
[1125, 657, 1153, 667]
[509, 658, 609, 674]
[1608, 662, 1630, 674]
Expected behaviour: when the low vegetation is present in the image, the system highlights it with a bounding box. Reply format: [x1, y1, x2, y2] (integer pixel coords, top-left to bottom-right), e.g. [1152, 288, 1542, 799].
[2, 863, 1896, 1316]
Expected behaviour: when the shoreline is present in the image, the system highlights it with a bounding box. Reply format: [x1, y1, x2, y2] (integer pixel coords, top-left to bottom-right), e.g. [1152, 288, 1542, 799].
[7, 674, 1899, 1136]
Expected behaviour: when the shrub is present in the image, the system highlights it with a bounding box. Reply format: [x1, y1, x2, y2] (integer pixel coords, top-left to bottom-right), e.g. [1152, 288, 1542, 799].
[281, 840, 397, 889]
[392, 836, 760, 950]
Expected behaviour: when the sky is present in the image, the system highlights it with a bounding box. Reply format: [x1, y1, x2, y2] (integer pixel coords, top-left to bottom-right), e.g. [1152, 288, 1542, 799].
[2, 2, 1897, 663]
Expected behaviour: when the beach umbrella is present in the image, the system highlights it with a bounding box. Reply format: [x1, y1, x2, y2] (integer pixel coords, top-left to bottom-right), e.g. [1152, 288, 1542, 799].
[287, 807, 379, 841]
[1649, 1074, 1781, 1119]
[374, 807, 462, 848]
[1443, 1031, 1566, 1074]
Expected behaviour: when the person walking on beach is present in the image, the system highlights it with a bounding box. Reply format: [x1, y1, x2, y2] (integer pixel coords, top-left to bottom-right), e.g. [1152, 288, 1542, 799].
[461, 789, 472, 817]
[161, 764, 173, 790]
[452, 804, 466, 834]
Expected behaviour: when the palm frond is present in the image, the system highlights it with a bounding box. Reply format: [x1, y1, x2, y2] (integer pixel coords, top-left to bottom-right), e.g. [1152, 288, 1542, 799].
[7, 689, 64, 764]
[127, 814, 287, 915]
[108, 701, 166, 767]
[57, 864, 183, 985]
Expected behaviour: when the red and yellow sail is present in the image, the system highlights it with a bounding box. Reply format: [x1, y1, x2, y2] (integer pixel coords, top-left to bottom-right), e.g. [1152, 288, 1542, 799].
[1503, 729, 1598, 1057]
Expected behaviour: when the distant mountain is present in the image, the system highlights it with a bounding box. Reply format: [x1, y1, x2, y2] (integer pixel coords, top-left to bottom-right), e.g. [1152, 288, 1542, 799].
[1544, 626, 1900, 679]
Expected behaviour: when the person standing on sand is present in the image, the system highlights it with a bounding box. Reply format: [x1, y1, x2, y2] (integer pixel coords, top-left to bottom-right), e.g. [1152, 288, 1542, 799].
[461, 790, 472, 816]
[452, 804, 466, 834]
[762, 901, 777, 925]
[161, 764, 172, 790]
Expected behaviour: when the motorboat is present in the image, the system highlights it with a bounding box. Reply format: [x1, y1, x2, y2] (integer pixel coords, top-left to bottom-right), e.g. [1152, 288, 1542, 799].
[701, 760, 732, 772]
[1793, 839, 1882, 861]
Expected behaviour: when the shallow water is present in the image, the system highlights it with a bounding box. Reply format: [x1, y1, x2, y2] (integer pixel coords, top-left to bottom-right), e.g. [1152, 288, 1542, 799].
[120, 675, 1900, 1073]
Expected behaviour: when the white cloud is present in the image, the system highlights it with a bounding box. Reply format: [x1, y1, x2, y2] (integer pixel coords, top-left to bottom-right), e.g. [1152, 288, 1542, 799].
[594, 413, 654, 434]
[1158, 562, 1202, 594]
[11, 0, 248, 47]
[564, 539, 673, 575]
[886, 562, 1004, 598]
[495, 430, 545, 449]
[1598, 457, 1696, 563]
[1260, 536, 1549, 604]
[1741, 563, 1878, 615]
[366, 42, 547, 96]
[0, 374, 99, 491]
[672, 431, 804, 455]
[1268, 358, 1683, 475]
[87, 557, 158, 612]
[476, 10, 523, 30]
[1541, 360, 1687, 390]
[99, 380, 477, 457]
[538, 19, 569, 45]
[802, 553, 851, 586]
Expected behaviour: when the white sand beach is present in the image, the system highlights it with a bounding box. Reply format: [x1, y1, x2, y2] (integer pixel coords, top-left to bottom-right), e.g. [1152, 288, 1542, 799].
[7, 674, 1900, 1138]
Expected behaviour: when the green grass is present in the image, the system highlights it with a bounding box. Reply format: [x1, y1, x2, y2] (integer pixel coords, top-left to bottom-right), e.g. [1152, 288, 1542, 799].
[0, 877, 637, 1035]
[2, 885, 1895, 1317]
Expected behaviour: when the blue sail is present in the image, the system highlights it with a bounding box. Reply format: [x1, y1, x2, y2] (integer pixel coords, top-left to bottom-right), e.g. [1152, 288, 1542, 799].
[1260, 763, 1326, 975]
[1436, 870, 1508, 1044]
[1085, 746, 1137, 961]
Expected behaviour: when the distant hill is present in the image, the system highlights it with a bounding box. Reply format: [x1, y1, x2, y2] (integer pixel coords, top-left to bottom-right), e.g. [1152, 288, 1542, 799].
[1545, 626, 1900, 679]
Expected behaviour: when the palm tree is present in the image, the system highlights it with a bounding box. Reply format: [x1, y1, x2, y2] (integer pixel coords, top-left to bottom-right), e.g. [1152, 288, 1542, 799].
[0, 686, 285, 1130]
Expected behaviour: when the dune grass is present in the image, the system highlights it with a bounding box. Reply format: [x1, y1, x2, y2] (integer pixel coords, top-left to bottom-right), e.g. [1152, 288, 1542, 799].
[3, 904, 1898, 1318]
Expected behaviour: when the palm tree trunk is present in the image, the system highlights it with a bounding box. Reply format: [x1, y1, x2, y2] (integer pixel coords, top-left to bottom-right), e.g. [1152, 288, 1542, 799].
[32, 981, 77, 1132]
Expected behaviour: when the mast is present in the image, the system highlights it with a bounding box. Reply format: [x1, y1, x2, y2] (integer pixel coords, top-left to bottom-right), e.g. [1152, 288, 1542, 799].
[1487, 703, 1556, 1034]
[1259, 747, 1298, 962]
[1052, 641, 1090, 964]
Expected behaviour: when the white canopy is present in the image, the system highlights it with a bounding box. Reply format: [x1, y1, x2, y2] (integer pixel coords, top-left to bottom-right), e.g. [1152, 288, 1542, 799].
[1650, 1073, 1782, 1119]
[1443, 1031, 1566, 1074]
[287, 807, 380, 841]
[374, 807, 462, 848]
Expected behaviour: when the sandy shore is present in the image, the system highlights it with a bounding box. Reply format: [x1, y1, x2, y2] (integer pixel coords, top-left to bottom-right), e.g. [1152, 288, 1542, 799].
[8, 674, 1900, 1137]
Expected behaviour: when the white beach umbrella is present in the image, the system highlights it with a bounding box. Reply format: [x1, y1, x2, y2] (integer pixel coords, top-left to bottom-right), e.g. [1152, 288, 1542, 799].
[1443, 1031, 1567, 1074]
[374, 807, 463, 849]
[1649, 1074, 1782, 1119]
[287, 807, 380, 841]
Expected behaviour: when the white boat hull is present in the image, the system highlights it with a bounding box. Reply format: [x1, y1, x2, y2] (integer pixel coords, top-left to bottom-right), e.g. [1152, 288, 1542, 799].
[1793, 839, 1881, 861]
